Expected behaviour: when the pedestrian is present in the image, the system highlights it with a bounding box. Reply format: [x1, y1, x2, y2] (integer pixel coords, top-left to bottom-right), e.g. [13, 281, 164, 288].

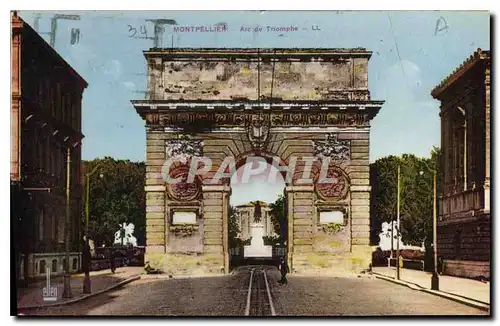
[278, 258, 289, 285]
[438, 256, 444, 275]
[82, 238, 91, 274]
[110, 248, 116, 274]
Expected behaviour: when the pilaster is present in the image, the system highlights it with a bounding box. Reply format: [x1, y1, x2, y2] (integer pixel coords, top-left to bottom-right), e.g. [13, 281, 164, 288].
[484, 66, 490, 212]
[201, 185, 230, 273]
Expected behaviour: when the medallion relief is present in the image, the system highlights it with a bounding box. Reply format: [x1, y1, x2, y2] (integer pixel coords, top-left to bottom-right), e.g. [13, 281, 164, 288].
[315, 165, 349, 201]
[165, 137, 203, 201]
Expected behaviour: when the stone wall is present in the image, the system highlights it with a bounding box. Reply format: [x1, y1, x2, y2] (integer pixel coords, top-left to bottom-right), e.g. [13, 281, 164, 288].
[143, 128, 373, 275]
[443, 260, 490, 280]
[146, 50, 369, 101]
[433, 49, 491, 279]
[437, 217, 490, 262]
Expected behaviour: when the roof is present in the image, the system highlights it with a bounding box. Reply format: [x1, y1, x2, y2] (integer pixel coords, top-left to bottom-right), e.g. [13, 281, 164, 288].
[11, 11, 88, 89]
[431, 48, 490, 98]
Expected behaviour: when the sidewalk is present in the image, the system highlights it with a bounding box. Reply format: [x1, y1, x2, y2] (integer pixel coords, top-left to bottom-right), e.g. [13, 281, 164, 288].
[17, 266, 144, 309]
[372, 267, 490, 304]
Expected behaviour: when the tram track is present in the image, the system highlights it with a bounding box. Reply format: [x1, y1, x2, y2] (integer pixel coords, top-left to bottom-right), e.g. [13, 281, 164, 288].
[244, 265, 276, 316]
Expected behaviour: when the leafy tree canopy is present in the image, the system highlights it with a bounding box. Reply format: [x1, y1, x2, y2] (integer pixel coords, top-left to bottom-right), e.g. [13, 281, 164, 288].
[83, 157, 145, 247]
[370, 147, 441, 247]
[269, 195, 286, 241]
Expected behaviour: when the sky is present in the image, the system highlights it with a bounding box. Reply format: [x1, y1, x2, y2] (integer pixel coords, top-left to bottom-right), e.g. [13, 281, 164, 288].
[18, 10, 490, 205]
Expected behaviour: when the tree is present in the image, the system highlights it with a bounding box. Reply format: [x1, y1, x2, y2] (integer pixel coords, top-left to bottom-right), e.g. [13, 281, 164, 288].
[269, 195, 286, 241]
[370, 149, 441, 248]
[82, 157, 146, 247]
[370, 155, 399, 244]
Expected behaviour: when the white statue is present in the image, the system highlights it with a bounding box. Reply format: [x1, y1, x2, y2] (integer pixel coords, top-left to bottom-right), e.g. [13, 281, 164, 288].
[378, 221, 424, 251]
[114, 222, 138, 247]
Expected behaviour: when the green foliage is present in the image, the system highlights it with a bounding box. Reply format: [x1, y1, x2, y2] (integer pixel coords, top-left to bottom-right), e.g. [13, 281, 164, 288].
[269, 195, 286, 239]
[263, 235, 281, 246]
[370, 148, 441, 247]
[83, 157, 146, 247]
[322, 223, 343, 234]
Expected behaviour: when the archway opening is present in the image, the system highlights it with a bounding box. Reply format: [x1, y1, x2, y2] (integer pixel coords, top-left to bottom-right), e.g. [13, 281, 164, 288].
[228, 156, 287, 269]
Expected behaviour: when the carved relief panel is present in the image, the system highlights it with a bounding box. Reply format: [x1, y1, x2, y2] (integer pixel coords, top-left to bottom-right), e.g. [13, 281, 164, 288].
[165, 137, 204, 201]
[313, 134, 350, 201]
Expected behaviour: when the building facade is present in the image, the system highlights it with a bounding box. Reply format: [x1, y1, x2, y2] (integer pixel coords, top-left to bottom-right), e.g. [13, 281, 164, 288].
[234, 202, 273, 241]
[11, 12, 88, 280]
[431, 49, 491, 279]
[133, 48, 383, 275]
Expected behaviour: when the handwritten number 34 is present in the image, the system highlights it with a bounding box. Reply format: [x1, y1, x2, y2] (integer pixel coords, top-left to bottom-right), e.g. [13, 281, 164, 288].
[128, 25, 137, 37]
[128, 25, 148, 38]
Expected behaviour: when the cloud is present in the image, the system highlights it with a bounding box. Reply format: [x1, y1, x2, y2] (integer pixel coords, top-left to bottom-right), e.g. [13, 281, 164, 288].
[68, 42, 98, 73]
[103, 59, 122, 79]
[122, 81, 136, 91]
[374, 60, 424, 103]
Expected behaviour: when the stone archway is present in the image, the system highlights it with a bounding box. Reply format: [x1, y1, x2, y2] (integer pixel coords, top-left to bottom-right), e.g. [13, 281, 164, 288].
[133, 48, 383, 275]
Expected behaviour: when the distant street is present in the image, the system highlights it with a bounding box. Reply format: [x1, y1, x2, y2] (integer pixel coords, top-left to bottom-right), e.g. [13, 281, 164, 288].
[19, 265, 487, 316]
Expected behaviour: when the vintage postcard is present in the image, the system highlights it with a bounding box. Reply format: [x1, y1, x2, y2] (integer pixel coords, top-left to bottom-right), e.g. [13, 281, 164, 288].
[11, 9, 491, 317]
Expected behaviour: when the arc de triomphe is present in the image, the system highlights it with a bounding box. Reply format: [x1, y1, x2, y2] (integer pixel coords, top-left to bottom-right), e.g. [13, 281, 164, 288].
[133, 48, 383, 275]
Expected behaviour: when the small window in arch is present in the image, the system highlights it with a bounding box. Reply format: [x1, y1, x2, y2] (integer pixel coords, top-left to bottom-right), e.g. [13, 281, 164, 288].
[39, 260, 46, 274]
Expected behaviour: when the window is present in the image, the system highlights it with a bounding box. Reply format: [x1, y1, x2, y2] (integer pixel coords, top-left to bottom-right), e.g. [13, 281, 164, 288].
[51, 259, 57, 273]
[39, 208, 44, 241]
[452, 108, 466, 191]
[51, 212, 56, 242]
[39, 260, 46, 274]
[61, 94, 66, 123]
[45, 137, 50, 172]
[53, 84, 60, 117]
[58, 216, 65, 243]
[172, 211, 197, 225]
[67, 93, 72, 127]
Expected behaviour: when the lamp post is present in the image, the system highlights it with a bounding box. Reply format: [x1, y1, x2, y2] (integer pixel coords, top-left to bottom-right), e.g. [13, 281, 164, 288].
[396, 165, 401, 280]
[420, 161, 439, 290]
[83, 163, 103, 293]
[431, 169, 439, 290]
[395, 160, 438, 288]
[63, 141, 79, 299]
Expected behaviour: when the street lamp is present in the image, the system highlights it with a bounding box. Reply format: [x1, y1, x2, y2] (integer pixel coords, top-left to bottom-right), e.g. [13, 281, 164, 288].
[395, 163, 438, 288]
[420, 162, 439, 291]
[396, 165, 401, 280]
[62, 141, 80, 299]
[83, 163, 103, 293]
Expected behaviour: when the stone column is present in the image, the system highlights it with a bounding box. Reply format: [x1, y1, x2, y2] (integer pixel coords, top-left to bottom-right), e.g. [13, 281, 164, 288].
[287, 185, 315, 272]
[11, 21, 21, 182]
[202, 185, 230, 274]
[484, 66, 490, 213]
[350, 185, 372, 271]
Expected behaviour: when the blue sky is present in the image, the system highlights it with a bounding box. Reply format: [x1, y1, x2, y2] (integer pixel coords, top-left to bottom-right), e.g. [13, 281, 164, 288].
[18, 10, 490, 204]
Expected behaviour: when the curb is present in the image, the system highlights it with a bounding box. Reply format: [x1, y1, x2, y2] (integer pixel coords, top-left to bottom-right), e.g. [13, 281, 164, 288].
[373, 273, 490, 312]
[140, 273, 227, 280]
[18, 275, 141, 310]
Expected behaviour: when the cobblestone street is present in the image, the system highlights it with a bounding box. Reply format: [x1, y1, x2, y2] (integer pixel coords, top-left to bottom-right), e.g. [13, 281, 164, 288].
[18, 266, 488, 316]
